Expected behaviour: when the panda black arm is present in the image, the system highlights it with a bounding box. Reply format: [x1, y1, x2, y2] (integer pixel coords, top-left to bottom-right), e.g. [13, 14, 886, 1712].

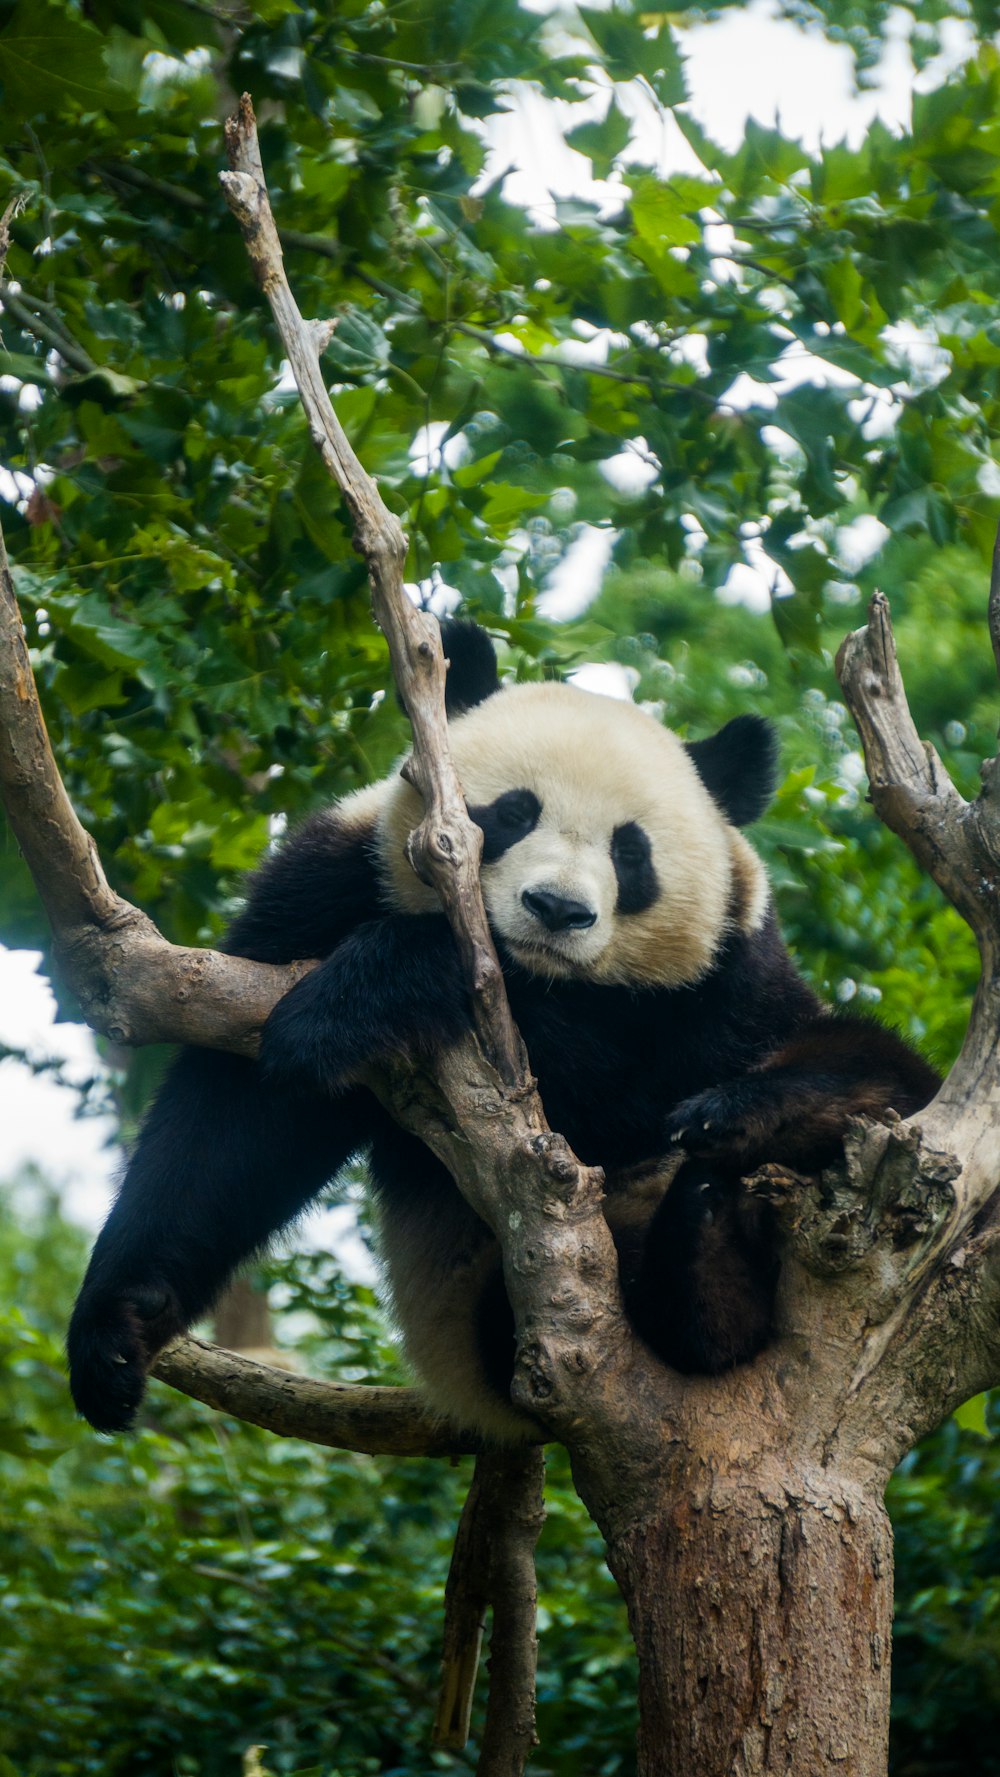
[259, 912, 469, 1095]
[636, 1015, 941, 1376]
[663, 1013, 941, 1172]
[67, 1048, 371, 1432]
[223, 801, 383, 964]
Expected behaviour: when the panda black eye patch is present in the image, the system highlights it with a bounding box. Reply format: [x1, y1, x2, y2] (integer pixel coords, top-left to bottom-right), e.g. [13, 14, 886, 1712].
[612, 821, 658, 915]
[468, 789, 541, 862]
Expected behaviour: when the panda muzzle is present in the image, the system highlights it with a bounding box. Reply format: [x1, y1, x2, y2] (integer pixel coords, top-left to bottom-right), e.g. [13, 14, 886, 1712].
[521, 889, 598, 933]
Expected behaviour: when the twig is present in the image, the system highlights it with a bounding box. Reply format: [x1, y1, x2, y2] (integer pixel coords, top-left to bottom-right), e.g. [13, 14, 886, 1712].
[435, 1447, 545, 1773]
[0, 278, 95, 376]
[0, 192, 28, 282]
[152, 1334, 485, 1457]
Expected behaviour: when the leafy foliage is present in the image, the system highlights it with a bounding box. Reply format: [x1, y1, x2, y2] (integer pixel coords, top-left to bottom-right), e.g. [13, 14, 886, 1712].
[0, 1187, 635, 1776]
[1, 1189, 999, 1775]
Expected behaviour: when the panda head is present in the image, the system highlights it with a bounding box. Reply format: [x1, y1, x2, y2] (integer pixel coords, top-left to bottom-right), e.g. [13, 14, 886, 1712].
[377, 621, 778, 989]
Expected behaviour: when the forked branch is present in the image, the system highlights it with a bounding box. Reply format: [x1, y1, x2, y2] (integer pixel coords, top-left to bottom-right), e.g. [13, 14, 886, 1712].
[435, 1448, 545, 1774]
[831, 578, 1000, 1405]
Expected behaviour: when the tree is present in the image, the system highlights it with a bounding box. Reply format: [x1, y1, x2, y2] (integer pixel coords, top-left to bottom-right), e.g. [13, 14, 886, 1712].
[3, 3, 1000, 1773]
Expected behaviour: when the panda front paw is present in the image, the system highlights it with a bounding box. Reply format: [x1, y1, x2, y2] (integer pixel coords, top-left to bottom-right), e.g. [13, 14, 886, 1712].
[67, 1282, 183, 1433]
[259, 918, 471, 1096]
[663, 1081, 781, 1166]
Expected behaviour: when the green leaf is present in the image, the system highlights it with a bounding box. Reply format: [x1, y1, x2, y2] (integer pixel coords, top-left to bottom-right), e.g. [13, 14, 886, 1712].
[0, 0, 138, 120]
[566, 99, 632, 179]
[953, 1393, 990, 1436]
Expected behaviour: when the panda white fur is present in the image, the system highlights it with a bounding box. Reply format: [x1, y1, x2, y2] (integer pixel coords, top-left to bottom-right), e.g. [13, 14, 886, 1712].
[68, 620, 939, 1438]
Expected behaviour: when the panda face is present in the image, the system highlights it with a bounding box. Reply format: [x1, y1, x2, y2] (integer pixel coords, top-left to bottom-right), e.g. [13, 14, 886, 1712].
[464, 761, 666, 979]
[375, 681, 772, 990]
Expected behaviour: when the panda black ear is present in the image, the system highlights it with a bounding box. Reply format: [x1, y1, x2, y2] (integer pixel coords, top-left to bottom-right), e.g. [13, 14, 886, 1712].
[685, 715, 779, 827]
[438, 618, 499, 716]
[395, 619, 499, 722]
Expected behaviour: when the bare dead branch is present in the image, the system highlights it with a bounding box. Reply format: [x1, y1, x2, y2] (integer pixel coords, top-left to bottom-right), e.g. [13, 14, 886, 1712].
[151, 1335, 483, 1457]
[835, 592, 980, 929]
[434, 1447, 545, 1774]
[220, 93, 524, 1091]
[833, 586, 1000, 1410]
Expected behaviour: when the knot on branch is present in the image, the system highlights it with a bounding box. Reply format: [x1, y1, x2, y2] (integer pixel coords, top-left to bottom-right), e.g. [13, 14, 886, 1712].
[218, 170, 260, 228]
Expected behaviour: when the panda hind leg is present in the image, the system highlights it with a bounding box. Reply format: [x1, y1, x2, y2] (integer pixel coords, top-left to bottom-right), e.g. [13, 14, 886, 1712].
[628, 1161, 778, 1375]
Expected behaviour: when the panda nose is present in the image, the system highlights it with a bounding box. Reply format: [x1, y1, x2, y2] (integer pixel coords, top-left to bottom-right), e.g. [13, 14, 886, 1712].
[521, 889, 597, 933]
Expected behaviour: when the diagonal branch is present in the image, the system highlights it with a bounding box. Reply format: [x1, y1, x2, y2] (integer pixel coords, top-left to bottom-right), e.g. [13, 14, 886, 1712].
[832, 578, 1000, 1418]
[835, 591, 983, 933]
[221, 94, 523, 1090]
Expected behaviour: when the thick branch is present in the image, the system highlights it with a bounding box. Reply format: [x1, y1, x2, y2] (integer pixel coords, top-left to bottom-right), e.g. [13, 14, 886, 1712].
[833, 584, 1000, 1418]
[0, 522, 121, 937]
[477, 1447, 545, 1777]
[151, 1335, 480, 1457]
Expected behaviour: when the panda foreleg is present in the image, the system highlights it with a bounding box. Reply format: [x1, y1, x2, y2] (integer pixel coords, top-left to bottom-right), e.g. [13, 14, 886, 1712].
[68, 1047, 369, 1432]
[629, 1161, 778, 1375]
[259, 912, 469, 1095]
[662, 1014, 941, 1175]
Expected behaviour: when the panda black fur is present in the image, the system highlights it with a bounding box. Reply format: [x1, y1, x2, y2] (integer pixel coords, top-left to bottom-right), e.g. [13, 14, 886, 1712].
[67, 620, 940, 1439]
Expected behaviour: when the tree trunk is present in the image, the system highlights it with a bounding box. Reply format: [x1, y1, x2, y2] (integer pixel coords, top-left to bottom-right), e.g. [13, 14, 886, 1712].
[213, 1275, 273, 1353]
[600, 1462, 892, 1777]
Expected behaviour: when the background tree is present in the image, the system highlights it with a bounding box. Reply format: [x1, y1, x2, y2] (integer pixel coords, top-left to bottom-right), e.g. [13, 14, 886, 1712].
[3, 2, 1000, 1773]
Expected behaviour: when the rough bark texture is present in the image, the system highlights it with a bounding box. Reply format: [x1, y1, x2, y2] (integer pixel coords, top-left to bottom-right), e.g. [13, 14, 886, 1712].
[218, 96, 630, 1448]
[436, 1447, 545, 1772]
[607, 1472, 891, 1777]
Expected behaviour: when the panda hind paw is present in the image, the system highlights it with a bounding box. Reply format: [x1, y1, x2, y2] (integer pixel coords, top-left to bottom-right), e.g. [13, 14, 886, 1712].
[67, 1283, 182, 1433]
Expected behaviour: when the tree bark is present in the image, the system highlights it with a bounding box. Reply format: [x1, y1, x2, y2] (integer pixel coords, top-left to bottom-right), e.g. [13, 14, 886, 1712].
[605, 1466, 891, 1777]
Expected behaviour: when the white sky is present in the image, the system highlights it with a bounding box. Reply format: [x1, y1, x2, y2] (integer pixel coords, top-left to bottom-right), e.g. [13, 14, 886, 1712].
[0, 1, 979, 1230]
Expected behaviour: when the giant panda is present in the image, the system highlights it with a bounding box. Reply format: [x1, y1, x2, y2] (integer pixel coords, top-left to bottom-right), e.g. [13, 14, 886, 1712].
[67, 619, 939, 1440]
